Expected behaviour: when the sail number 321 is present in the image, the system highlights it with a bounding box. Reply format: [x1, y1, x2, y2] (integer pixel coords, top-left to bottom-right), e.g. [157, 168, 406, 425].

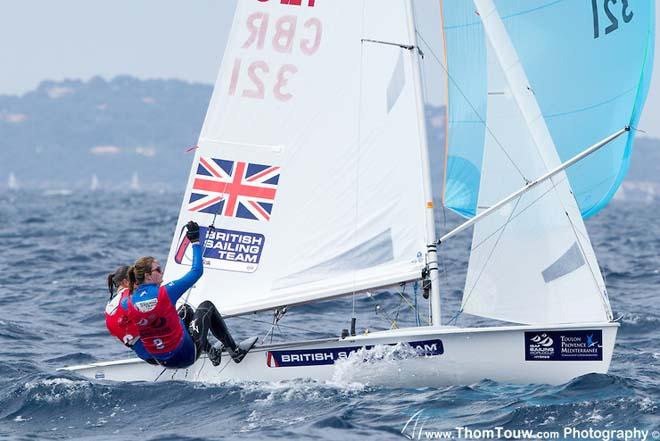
[591, 0, 633, 39]
[229, 10, 322, 102]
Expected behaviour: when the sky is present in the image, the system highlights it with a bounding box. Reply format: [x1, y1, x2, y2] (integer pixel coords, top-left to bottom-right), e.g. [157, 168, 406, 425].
[0, 0, 658, 136]
[0, 0, 447, 108]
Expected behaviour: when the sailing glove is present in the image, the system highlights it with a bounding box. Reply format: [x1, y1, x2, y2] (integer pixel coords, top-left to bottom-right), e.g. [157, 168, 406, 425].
[186, 221, 200, 242]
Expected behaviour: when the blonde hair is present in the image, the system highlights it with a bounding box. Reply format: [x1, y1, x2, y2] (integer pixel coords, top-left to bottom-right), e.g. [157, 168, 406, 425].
[128, 256, 156, 292]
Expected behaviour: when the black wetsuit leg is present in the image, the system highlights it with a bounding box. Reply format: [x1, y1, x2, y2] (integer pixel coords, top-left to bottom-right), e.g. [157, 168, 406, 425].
[196, 301, 239, 352]
[187, 304, 215, 359]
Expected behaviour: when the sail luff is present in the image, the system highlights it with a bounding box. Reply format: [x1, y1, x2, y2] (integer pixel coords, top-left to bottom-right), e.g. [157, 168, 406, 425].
[405, 0, 442, 326]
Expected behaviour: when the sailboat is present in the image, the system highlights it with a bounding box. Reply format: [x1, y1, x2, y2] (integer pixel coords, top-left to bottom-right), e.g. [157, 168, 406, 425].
[130, 172, 140, 191]
[90, 174, 100, 191]
[7, 172, 18, 190]
[65, 0, 654, 386]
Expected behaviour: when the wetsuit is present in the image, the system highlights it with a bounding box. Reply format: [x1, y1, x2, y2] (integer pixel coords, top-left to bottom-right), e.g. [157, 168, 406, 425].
[104, 287, 153, 362]
[126, 244, 203, 368]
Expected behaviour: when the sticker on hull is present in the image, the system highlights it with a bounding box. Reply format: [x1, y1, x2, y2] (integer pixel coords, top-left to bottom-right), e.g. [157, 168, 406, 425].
[525, 330, 603, 361]
[266, 339, 444, 368]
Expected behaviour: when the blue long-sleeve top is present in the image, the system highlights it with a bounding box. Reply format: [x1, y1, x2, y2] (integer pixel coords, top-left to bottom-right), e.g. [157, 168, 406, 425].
[122, 243, 203, 309]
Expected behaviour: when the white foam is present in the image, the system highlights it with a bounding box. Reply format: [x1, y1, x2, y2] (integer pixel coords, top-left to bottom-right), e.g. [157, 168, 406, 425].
[330, 342, 427, 387]
[638, 396, 656, 412]
[23, 378, 94, 403]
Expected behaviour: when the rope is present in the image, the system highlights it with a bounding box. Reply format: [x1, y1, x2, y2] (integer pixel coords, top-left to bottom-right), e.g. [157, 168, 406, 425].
[153, 367, 167, 382]
[261, 307, 287, 344]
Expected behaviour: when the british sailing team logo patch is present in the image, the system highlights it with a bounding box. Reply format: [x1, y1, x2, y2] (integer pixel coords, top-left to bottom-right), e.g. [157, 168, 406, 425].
[175, 226, 265, 273]
[524, 330, 603, 361]
[187, 157, 280, 222]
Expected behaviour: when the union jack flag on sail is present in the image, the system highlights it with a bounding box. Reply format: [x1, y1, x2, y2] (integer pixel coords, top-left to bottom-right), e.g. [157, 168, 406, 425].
[187, 157, 280, 222]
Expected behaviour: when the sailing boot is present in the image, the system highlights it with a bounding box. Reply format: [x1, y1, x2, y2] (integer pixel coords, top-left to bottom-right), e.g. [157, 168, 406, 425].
[206, 342, 223, 367]
[228, 337, 258, 364]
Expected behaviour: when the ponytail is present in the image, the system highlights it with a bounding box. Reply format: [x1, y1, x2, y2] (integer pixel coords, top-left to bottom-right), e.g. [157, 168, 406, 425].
[128, 256, 155, 292]
[128, 266, 137, 293]
[107, 273, 115, 298]
[107, 265, 130, 299]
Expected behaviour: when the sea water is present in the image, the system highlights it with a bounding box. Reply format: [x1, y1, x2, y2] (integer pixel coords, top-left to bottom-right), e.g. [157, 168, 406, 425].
[0, 190, 657, 440]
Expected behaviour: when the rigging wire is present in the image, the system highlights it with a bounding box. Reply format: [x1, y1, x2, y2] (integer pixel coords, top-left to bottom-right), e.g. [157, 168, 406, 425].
[366, 284, 430, 329]
[448, 195, 522, 325]
[470, 177, 563, 251]
[448, 174, 572, 324]
[396, 283, 428, 325]
[415, 24, 609, 323]
[233, 313, 333, 338]
[261, 307, 287, 344]
[414, 31, 530, 184]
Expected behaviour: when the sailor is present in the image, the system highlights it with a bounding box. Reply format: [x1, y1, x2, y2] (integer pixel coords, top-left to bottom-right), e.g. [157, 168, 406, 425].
[126, 221, 257, 369]
[105, 266, 156, 364]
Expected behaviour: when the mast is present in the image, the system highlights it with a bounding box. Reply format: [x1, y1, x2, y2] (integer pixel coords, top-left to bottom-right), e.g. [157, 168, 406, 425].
[405, 0, 442, 326]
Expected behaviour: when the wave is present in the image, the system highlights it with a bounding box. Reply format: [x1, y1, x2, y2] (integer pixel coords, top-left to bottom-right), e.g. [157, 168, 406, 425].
[617, 313, 660, 335]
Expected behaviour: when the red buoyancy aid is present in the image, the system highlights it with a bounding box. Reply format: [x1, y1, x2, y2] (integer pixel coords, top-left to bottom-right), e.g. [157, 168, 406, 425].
[127, 286, 184, 355]
[105, 287, 140, 346]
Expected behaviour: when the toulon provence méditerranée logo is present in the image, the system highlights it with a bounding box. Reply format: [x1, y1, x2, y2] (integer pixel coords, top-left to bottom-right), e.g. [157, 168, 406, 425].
[187, 157, 280, 222]
[524, 330, 603, 361]
[175, 226, 265, 273]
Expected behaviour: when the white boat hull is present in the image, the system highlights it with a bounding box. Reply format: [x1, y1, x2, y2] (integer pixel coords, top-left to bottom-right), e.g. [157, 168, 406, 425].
[63, 322, 618, 387]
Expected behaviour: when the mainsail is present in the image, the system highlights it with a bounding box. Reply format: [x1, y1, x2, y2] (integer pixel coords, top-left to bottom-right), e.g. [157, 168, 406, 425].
[441, 0, 654, 324]
[442, 0, 655, 218]
[165, 0, 430, 316]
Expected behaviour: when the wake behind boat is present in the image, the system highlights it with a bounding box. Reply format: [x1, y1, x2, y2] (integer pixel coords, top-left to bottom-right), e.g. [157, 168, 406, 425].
[65, 0, 654, 386]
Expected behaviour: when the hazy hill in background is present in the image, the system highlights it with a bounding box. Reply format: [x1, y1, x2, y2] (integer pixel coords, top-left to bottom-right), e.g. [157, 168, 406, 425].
[0, 77, 657, 202]
[0, 76, 210, 190]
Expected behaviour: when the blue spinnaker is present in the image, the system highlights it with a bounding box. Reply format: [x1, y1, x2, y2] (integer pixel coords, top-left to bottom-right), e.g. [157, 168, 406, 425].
[441, 0, 655, 218]
[441, 2, 487, 218]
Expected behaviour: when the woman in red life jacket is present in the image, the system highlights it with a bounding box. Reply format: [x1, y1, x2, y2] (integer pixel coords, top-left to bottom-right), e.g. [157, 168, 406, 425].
[105, 266, 155, 363]
[126, 221, 257, 369]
